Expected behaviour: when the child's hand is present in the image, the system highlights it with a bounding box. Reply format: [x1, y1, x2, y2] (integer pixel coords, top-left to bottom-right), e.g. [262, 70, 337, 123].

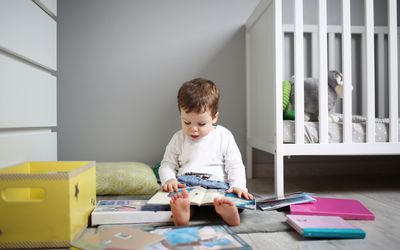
[226, 187, 254, 200]
[162, 179, 186, 192]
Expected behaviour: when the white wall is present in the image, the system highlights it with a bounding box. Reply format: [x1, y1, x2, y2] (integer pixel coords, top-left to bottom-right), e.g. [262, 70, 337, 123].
[57, 0, 259, 165]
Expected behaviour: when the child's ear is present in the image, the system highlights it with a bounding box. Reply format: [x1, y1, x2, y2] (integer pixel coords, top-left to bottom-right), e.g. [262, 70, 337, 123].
[212, 112, 219, 124]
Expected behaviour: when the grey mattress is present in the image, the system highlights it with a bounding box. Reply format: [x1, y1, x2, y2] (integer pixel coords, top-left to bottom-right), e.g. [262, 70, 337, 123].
[283, 120, 400, 143]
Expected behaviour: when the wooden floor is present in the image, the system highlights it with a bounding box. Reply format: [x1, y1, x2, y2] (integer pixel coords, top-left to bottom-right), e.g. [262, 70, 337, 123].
[240, 175, 400, 250]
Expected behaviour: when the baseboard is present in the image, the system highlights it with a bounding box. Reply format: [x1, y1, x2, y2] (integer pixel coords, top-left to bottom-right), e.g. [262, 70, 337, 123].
[252, 151, 400, 177]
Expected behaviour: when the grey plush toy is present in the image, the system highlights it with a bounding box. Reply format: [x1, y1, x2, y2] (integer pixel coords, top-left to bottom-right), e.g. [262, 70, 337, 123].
[290, 70, 345, 121]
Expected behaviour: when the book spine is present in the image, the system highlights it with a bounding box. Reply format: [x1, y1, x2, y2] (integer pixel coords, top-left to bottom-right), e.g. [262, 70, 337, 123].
[290, 211, 374, 220]
[303, 228, 366, 239]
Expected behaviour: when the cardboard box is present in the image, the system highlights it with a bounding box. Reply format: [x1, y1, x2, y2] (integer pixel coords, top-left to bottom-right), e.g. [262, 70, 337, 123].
[0, 161, 96, 249]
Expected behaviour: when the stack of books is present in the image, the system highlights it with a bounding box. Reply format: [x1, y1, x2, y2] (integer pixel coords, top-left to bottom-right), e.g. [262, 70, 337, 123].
[285, 196, 375, 239]
[91, 200, 172, 226]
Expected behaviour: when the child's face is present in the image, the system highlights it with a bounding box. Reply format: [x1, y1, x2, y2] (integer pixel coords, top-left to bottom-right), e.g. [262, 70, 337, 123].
[180, 109, 218, 141]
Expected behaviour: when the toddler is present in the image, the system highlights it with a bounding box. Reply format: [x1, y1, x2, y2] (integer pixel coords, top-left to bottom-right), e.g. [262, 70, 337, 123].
[159, 78, 253, 226]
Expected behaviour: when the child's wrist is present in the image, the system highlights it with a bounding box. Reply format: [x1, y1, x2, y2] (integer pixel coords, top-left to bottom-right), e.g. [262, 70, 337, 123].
[164, 177, 177, 184]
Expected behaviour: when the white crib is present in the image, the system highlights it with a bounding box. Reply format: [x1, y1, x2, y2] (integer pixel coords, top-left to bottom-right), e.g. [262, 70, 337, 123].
[245, 0, 400, 197]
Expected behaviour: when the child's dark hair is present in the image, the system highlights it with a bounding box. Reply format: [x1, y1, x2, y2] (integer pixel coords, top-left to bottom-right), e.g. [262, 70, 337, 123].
[177, 78, 220, 117]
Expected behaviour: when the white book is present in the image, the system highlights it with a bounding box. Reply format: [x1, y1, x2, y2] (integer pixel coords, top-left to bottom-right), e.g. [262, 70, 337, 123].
[147, 186, 256, 210]
[91, 200, 172, 226]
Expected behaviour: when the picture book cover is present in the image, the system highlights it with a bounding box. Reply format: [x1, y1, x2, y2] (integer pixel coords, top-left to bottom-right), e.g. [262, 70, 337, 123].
[257, 191, 315, 211]
[71, 225, 165, 250]
[146, 224, 251, 250]
[290, 196, 375, 220]
[286, 214, 366, 239]
[147, 186, 256, 210]
[91, 200, 172, 226]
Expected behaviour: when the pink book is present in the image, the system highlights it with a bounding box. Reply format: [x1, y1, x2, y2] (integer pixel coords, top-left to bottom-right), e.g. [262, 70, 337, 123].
[290, 197, 375, 220]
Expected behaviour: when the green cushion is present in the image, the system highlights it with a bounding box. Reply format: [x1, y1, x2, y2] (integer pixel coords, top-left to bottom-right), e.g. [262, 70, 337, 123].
[96, 162, 160, 195]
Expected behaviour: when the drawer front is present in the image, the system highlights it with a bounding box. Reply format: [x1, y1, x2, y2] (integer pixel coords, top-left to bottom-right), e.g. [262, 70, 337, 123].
[0, 0, 56, 70]
[0, 52, 56, 128]
[0, 132, 57, 169]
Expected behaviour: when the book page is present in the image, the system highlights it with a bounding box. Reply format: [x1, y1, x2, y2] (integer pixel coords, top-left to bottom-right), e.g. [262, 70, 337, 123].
[147, 187, 207, 206]
[201, 189, 225, 204]
[186, 186, 208, 205]
[147, 190, 174, 205]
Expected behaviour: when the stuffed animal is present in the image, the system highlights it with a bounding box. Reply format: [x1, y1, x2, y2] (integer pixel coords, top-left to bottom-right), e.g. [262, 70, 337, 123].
[282, 80, 295, 120]
[288, 70, 345, 121]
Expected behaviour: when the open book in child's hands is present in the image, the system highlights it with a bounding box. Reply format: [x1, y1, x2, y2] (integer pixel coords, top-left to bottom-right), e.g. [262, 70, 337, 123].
[147, 186, 256, 210]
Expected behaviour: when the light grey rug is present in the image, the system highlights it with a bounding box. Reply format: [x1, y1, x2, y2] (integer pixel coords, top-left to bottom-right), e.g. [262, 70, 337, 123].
[188, 207, 291, 234]
[97, 208, 291, 234]
[230, 209, 291, 233]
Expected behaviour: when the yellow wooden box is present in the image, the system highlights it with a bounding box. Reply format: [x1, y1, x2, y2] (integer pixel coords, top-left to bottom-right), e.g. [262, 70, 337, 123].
[0, 161, 96, 249]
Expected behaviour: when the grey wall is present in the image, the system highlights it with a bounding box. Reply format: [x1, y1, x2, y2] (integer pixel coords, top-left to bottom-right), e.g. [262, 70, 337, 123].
[57, 0, 259, 165]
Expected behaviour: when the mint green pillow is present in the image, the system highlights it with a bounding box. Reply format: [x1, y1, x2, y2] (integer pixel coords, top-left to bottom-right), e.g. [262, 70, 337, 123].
[96, 162, 160, 195]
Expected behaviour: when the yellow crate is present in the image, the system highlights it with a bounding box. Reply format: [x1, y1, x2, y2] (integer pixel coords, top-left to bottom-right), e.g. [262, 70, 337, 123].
[0, 161, 96, 249]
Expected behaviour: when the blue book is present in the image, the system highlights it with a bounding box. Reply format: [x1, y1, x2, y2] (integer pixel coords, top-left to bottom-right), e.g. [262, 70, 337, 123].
[257, 192, 315, 211]
[286, 215, 366, 239]
[146, 224, 251, 250]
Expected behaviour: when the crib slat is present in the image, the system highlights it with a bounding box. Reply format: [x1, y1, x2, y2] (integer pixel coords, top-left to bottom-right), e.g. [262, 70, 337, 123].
[311, 32, 318, 78]
[388, 0, 399, 142]
[365, 0, 376, 143]
[342, 0, 352, 143]
[377, 34, 385, 119]
[318, 0, 328, 144]
[294, 0, 304, 144]
[361, 33, 367, 118]
[328, 33, 336, 71]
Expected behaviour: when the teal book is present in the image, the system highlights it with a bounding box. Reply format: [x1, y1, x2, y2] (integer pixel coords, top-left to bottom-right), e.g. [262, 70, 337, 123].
[286, 215, 366, 239]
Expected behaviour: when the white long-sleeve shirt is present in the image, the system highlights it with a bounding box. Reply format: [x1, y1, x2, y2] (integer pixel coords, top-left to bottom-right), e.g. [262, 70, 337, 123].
[159, 125, 247, 191]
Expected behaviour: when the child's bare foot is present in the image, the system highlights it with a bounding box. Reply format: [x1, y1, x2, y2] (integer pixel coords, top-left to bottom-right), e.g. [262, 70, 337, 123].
[213, 198, 240, 226]
[170, 189, 191, 226]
